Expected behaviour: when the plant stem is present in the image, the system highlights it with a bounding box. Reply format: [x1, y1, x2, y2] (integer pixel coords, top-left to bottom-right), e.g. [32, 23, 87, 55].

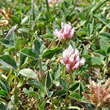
[65, 88, 68, 106]
[45, 0, 50, 20]
[48, 38, 55, 49]
[57, 41, 61, 48]
[39, 58, 44, 83]
[70, 74, 73, 84]
[101, 56, 108, 79]
[14, 76, 18, 105]
[31, 0, 35, 20]
[73, 0, 76, 8]
[7, 68, 12, 81]
[105, 56, 109, 67]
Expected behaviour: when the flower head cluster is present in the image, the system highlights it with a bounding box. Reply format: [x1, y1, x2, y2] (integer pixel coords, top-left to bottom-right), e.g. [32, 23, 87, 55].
[48, 0, 61, 7]
[53, 22, 75, 42]
[82, 79, 110, 108]
[59, 45, 85, 74]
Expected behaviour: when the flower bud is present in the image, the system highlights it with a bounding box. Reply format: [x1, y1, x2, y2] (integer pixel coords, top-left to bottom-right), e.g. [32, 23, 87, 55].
[53, 22, 75, 42]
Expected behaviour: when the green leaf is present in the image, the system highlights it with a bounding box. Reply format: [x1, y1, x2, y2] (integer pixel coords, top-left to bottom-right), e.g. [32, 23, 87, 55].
[0, 79, 10, 93]
[83, 44, 90, 54]
[96, 49, 106, 56]
[90, 0, 107, 14]
[81, 73, 89, 79]
[19, 68, 38, 80]
[91, 57, 102, 65]
[0, 66, 14, 73]
[0, 90, 8, 97]
[76, 28, 87, 36]
[59, 78, 68, 89]
[18, 28, 30, 33]
[99, 39, 108, 53]
[21, 16, 29, 25]
[54, 89, 66, 97]
[69, 92, 80, 102]
[79, 82, 85, 97]
[20, 48, 39, 59]
[42, 48, 61, 59]
[45, 72, 52, 90]
[47, 91, 53, 97]
[34, 39, 45, 55]
[0, 103, 6, 110]
[28, 91, 38, 98]
[41, 34, 53, 40]
[54, 64, 61, 79]
[99, 32, 110, 39]
[0, 55, 17, 69]
[20, 54, 27, 67]
[0, 39, 14, 47]
[72, 72, 81, 76]
[107, 47, 110, 55]
[88, 23, 93, 36]
[39, 101, 46, 110]
[99, 32, 110, 42]
[95, 14, 110, 29]
[27, 80, 45, 92]
[78, 12, 86, 20]
[69, 83, 79, 91]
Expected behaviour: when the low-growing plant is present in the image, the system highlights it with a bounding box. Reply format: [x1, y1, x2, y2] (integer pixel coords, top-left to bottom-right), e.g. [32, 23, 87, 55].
[0, 0, 110, 110]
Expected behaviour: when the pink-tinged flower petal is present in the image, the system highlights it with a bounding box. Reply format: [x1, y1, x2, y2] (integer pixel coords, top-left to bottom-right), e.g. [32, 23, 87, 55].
[66, 64, 71, 73]
[54, 22, 74, 42]
[61, 22, 65, 28]
[59, 45, 85, 74]
[68, 45, 74, 55]
[72, 61, 79, 70]
[67, 22, 72, 31]
[63, 49, 69, 58]
[79, 57, 85, 66]
[59, 57, 65, 65]
[63, 23, 72, 37]
[53, 29, 65, 41]
[53, 29, 59, 37]
[75, 56, 79, 62]
[63, 45, 73, 58]
[69, 54, 75, 64]
[48, 0, 51, 2]
[57, 32, 64, 40]
[68, 28, 75, 39]
[74, 49, 79, 56]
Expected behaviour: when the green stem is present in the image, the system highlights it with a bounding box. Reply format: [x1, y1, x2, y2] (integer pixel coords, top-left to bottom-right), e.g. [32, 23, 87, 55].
[105, 56, 109, 67]
[45, 0, 50, 20]
[101, 56, 108, 79]
[73, 0, 76, 8]
[70, 74, 73, 84]
[39, 58, 44, 83]
[31, 0, 35, 20]
[14, 76, 18, 105]
[65, 88, 69, 106]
